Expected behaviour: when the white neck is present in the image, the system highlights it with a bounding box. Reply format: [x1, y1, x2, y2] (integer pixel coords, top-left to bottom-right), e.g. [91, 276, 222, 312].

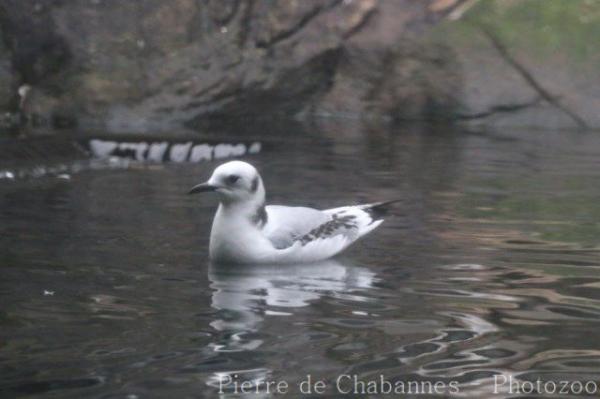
[208, 188, 269, 263]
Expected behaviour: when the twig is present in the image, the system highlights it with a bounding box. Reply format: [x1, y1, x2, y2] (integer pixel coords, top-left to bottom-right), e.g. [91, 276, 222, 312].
[447, 0, 481, 21]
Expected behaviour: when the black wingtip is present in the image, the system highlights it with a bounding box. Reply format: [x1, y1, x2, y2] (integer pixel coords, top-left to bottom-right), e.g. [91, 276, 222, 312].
[365, 199, 403, 218]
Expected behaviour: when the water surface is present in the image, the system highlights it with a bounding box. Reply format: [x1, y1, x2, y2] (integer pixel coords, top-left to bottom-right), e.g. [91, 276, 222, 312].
[1, 124, 600, 398]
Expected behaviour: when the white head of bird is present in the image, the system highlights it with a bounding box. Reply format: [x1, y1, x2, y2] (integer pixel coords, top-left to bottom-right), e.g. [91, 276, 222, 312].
[189, 160, 265, 208]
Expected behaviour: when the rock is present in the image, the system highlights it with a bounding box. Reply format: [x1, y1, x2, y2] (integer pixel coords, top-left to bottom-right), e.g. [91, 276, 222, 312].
[450, 30, 598, 129]
[313, 41, 461, 123]
[0, 0, 465, 132]
[0, 31, 14, 108]
[0, 27, 17, 130]
[429, 0, 600, 130]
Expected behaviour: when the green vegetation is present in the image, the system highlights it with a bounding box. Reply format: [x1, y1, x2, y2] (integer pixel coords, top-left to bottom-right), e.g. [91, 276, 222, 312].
[432, 0, 600, 63]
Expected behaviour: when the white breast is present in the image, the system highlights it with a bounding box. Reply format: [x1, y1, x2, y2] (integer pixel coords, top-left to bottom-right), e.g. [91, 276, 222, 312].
[209, 205, 274, 263]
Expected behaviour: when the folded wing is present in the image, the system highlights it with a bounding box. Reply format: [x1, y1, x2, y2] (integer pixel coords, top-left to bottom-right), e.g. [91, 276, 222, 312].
[262, 202, 394, 262]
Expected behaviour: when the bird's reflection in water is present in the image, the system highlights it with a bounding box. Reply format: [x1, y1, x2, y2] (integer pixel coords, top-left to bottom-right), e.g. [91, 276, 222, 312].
[205, 259, 377, 394]
[208, 259, 376, 345]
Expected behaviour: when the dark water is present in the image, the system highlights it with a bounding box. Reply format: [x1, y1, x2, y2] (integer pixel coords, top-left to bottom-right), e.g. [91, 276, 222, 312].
[1, 124, 600, 398]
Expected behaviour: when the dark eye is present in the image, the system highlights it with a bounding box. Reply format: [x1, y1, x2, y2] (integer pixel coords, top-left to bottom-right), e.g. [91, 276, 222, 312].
[227, 174, 240, 184]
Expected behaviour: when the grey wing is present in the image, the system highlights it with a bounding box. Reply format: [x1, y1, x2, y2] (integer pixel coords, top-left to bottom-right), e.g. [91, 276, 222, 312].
[263, 205, 331, 249]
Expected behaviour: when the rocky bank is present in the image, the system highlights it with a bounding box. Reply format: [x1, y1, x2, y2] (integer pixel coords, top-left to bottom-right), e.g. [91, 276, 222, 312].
[0, 0, 597, 133]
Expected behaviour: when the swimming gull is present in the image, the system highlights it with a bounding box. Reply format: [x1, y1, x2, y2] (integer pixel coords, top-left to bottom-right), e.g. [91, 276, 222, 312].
[189, 161, 397, 264]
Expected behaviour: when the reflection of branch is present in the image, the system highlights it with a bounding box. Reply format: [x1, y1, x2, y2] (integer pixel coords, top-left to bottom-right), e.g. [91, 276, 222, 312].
[456, 96, 542, 120]
[480, 26, 589, 129]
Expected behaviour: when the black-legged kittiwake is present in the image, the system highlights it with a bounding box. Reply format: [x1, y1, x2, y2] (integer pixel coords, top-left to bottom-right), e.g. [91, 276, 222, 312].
[189, 161, 397, 264]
